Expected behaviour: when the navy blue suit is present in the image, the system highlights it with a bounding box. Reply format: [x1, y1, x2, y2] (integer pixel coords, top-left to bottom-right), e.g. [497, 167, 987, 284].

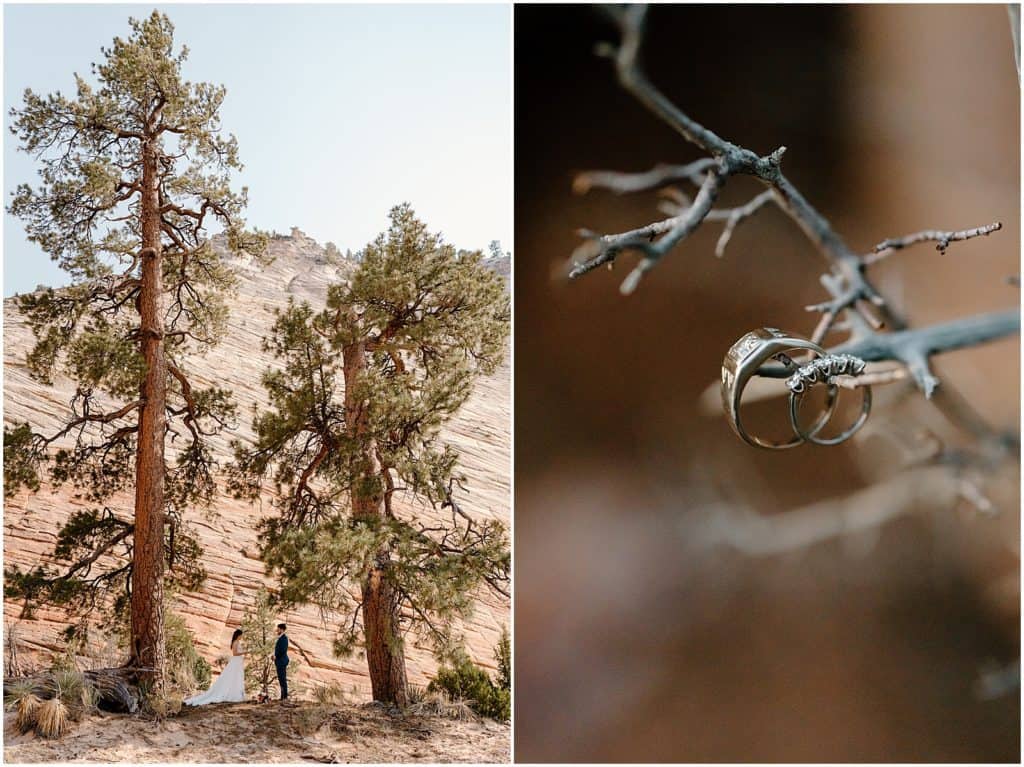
[274, 633, 289, 699]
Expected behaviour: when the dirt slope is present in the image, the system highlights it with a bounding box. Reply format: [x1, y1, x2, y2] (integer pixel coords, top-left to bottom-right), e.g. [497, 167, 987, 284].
[3, 699, 510, 763]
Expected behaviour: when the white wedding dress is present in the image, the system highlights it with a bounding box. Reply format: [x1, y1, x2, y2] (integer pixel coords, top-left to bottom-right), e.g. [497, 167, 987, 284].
[185, 639, 246, 706]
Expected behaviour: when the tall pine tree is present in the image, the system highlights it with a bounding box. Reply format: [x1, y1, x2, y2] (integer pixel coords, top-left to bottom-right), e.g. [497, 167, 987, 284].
[230, 205, 510, 705]
[4, 12, 266, 685]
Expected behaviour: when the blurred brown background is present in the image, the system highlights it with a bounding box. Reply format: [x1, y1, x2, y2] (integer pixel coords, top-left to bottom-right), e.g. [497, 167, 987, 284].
[514, 4, 1020, 762]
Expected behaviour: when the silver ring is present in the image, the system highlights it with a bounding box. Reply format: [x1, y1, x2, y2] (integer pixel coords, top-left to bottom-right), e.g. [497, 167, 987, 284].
[787, 354, 872, 446]
[721, 328, 836, 450]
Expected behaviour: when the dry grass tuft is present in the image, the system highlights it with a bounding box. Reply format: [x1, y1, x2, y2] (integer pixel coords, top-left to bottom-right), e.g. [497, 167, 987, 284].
[294, 706, 331, 735]
[146, 692, 183, 720]
[79, 680, 100, 713]
[407, 693, 480, 722]
[35, 697, 69, 738]
[14, 693, 43, 733]
[406, 684, 427, 705]
[313, 682, 346, 706]
[49, 668, 86, 716]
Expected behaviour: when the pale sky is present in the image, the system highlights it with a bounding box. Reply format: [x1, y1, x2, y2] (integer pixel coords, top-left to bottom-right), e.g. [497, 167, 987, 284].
[3, 3, 511, 295]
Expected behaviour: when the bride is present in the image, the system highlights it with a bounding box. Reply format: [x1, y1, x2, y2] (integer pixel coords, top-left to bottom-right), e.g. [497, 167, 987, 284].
[185, 628, 247, 706]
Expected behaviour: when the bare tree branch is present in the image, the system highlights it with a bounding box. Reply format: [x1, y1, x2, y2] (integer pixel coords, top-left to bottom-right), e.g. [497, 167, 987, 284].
[573, 159, 716, 195]
[755, 310, 1019, 397]
[696, 466, 961, 556]
[868, 222, 1002, 262]
[569, 3, 1018, 423]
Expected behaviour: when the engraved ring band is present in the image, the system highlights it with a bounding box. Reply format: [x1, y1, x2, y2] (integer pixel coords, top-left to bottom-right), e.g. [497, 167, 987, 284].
[721, 328, 837, 450]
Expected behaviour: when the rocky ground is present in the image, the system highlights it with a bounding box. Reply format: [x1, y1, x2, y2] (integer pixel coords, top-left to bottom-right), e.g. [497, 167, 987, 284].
[3, 698, 510, 763]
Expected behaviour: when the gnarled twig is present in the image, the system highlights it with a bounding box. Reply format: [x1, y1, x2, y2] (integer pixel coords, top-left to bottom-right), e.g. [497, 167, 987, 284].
[868, 222, 1002, 262]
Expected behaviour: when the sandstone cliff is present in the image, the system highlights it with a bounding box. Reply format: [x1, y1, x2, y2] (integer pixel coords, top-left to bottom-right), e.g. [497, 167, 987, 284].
[2, 229, 510, 696]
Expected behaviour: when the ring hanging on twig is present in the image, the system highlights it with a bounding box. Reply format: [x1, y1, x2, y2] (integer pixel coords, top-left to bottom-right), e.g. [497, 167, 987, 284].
[787, 353, 872, 446]
[721, 328, 837, 450]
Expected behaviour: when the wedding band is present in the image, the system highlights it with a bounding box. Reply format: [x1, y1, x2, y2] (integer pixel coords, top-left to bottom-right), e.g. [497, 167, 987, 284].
[789, 386, 871, 446]
[721, 328, 836, 450]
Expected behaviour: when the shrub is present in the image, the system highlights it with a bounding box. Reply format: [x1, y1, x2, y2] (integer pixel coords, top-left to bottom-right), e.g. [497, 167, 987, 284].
[50, 667, 84, 702]
[49, 666, 96, 721]
[313, 682, 345, 706]
[145, 692, 183, 720]
[4, 677, 39, 711]
[164, 612, 211, 693]
[294, 706, 330, 735]
[79, 681, 100, 714]
[407, 692, 479, 722]
[7, 667, 97, 734]
[481, 686, 510, 722]
[427, 647, 510, 722]
[495, 626, 510, 692]
[35, 697, 69, 738]
[406, 684, 427, 706]
[14, 693, 42, 733]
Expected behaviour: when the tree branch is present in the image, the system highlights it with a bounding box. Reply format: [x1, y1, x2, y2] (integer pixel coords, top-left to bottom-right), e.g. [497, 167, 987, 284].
[570, 3, 1017, 423]
[695, 465, 961, 556]
[868, 222, 1002, 262]
[755, 310, 1019, 397]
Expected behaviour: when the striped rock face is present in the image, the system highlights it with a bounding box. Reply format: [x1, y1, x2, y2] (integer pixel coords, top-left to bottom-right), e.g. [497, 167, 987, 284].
[3, 230, 511, 692]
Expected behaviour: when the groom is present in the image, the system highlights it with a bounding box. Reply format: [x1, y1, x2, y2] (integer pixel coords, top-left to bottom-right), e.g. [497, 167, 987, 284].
[274, 623, 289, 700]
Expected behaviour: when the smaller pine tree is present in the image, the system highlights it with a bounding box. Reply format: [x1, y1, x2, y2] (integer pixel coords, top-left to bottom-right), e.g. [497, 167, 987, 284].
[428, 634, 510, 723]
[495, 625, 510, 693]
[240, 588, 277, 697]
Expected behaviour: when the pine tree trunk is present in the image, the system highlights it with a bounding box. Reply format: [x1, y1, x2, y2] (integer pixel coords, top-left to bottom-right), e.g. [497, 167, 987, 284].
[128, 132, 166, 685]
[343, 339, 409, 707]
[361, 563, 409, 706]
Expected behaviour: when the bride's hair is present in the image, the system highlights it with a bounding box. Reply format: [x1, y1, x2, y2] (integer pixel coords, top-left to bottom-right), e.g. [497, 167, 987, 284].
[231, 628, 243, 646]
